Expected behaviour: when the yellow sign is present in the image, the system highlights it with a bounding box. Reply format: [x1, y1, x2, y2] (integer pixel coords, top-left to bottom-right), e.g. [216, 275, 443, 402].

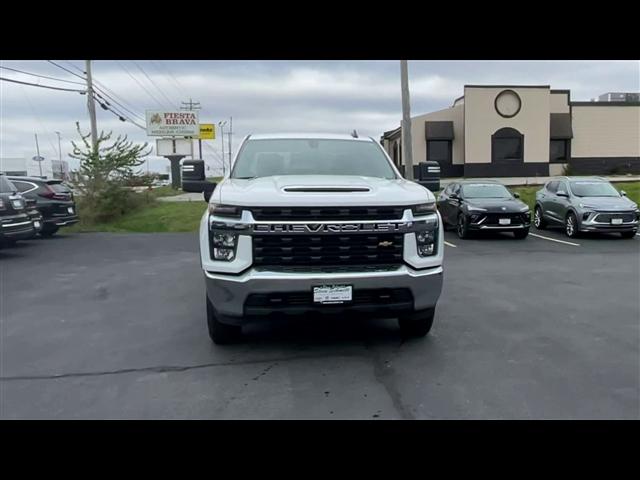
[198, 123, 215, 140]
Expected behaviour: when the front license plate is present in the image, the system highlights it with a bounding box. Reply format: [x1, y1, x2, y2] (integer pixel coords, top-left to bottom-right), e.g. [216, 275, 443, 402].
[499, 218, 511, 225]
[611, 218, 623, 225]
[67, 207, 74, 214]
[313, 285, 353, 304]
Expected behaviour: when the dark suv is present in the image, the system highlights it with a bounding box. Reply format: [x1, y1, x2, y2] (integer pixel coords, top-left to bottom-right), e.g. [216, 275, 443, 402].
[0, 174, 36, 247]
[8, 176, 78, 237]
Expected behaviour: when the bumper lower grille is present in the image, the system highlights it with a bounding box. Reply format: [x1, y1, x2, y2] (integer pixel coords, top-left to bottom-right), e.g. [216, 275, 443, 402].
[593, 212, 636, 223]
[252, 233, 404, 267]
[480, 212, 529, 225]
[250, 206, 405, 221]
[244, 288, 414, 316]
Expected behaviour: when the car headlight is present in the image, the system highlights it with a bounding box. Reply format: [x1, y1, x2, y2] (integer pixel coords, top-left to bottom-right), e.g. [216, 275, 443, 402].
[579, 203, 598, 210]
[208, 203, 241, 218]
[467, 206, 487, 212]
[414, 215, 438, 257]
[519, 206, 530, 213]
[412, 202, 436, 215]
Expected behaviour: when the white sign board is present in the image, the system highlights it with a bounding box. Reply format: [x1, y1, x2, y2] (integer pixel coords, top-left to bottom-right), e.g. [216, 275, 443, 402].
[156, 138, 193, 156]
[146, 110, 199, 137]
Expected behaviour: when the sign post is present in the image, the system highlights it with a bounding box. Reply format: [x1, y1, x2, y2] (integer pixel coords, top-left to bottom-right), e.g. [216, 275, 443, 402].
[196, 123, 215, 162]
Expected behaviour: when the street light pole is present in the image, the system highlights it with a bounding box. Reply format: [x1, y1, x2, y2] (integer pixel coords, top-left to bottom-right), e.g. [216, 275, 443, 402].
[218, 120, 227, 177]
[400, 60, 414, 180]
[55, 131, 63, 179]
[228, 116, 233, 171]
[34, 133, 43, 178]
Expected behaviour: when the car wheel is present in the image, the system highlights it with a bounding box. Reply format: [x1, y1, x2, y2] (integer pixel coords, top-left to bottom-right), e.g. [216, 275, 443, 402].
[399, 307, 435, 338]
[565, 212, 579, 238]
[534, 206, 546, 229]
[513, 228, 529, 239]
[40, 226, 59, 238]
[206, 294, 242, 345]
[456, 213, 470, 239]
[620, 231, 636, 239]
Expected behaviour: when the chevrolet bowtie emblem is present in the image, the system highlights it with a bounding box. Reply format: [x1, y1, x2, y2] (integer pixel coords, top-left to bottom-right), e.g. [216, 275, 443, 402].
[378, 241, 393, 247]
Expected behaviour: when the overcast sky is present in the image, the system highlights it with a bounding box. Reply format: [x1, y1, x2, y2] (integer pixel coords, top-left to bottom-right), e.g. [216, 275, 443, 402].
[1, 60, 638, 176]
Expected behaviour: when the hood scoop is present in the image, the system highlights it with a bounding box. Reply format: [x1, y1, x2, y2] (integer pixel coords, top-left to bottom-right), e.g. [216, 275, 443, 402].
[283, 186, 371, 193]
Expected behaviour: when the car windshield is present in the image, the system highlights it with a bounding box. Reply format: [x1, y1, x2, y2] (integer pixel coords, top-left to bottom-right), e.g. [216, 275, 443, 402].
[461, 184, 512, 199]
[231, 139, 397, 179]
[569, 181, 620, 197]
[0, 175, 17, 193]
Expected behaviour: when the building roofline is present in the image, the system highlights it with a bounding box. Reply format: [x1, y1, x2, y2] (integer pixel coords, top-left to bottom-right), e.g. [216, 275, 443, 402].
[550, 89, 570, 94]
[464, 84, 550, 89]
[571, 101, 640, 107]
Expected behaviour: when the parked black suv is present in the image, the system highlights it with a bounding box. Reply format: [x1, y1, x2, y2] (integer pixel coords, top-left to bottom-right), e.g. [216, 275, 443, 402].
[0, 174, 36, 247]
[8, 176, 78, 237]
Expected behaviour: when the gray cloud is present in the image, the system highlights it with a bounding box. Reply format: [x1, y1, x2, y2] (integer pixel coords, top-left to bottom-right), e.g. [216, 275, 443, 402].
[1, 60, 638, 176]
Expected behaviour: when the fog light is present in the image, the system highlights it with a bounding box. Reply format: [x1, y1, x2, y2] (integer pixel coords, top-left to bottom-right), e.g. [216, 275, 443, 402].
[582, 212, 590, 221]
[418, 244, 434, 256]
[212, 232, 237, 247]
[213, 248, 235, 261]
[416, 231, 434, 243]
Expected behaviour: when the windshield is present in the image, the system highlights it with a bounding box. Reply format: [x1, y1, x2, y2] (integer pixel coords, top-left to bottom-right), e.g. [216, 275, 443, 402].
[231, 139, 397, 179]
[0, 175, 17, 193]
[569, 181, 620, 197]
[461, 184, 512, 199]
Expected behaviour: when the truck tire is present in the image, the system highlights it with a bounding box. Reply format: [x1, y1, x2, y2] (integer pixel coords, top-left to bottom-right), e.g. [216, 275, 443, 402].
[206, 295, 242, 344]
[399, 307, 435, 337]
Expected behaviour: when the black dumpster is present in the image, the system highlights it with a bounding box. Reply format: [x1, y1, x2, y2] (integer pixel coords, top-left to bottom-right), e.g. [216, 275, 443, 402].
[415, 161, 440, 192]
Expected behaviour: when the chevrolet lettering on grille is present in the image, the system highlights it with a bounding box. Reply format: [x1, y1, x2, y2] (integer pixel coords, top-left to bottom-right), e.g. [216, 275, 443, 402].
[253, 222, 413, 234]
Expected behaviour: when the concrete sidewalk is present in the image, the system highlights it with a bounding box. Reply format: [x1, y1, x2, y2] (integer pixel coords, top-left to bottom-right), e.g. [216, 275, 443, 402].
[158, 192, 204, 202]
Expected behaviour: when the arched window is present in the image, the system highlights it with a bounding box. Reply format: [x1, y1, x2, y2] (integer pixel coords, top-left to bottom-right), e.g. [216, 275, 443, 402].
[492, 127, 524, 163]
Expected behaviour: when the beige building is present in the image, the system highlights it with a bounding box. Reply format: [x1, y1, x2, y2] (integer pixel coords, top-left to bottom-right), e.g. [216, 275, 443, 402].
[381, 85, 640, 178]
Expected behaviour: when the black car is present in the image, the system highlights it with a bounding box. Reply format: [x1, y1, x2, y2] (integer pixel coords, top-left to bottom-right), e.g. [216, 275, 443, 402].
[0, 174, 36, 247]
[437, 180, 531, 239]
[8, 176, 78, 237]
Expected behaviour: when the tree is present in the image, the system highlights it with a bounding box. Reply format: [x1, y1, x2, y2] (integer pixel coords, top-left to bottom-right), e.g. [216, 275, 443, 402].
[69, 122, 152, 223]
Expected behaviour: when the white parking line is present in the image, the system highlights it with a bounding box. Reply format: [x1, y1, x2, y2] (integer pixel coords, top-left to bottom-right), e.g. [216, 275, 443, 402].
[444, 241, 457, 248]
[529, 232, 580, 246]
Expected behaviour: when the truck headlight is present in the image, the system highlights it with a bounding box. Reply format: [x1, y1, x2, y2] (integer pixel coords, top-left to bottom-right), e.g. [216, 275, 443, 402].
[210, 230, 238, 261]
[414, 216, 438, 257]
[412, 202, 436, 215]
[209, 204, 241, 218]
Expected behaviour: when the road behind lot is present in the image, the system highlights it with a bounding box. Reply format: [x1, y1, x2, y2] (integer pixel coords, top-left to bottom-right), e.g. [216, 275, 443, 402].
[1, 231, 638, 419]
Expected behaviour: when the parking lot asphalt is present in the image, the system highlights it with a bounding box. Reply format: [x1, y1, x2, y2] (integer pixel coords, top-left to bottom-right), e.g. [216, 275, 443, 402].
[1, 230, 638, 419]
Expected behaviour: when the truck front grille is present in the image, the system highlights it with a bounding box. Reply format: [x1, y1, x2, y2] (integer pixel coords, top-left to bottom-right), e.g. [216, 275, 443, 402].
[252, 233, 404, 267]
[250, 206, 405, 221]
[593, 212, 636, 223]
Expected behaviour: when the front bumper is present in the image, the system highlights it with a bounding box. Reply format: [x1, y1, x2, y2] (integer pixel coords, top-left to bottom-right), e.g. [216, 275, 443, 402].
[579, 214, 638, 233]
[44, 214, 79, 227]
[205, 264, 443, 324]
[0, 215, 35, 241]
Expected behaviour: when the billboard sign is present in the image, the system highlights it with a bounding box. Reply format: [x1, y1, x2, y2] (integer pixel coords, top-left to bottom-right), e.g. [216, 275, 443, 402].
[146, 110, 199, 137]
[197, 123, 215, 140]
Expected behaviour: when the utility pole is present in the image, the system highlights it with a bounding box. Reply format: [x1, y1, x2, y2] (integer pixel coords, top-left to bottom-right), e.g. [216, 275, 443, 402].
[85, 60, 99, 154]
[227, 116, 233, 171]
[55, 131, 63, 179]
[34, 133, 43, 178]
[219, 120, 227, 176]
[181, 98, 201, 159]
[400, 60, 414, 180]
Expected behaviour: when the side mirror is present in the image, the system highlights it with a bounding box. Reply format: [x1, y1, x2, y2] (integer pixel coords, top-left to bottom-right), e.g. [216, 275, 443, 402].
[513, 192, 520, 198]
[450, 193, 459, 200]
[203, 183, 216, 203]
[620, 190, 627, 197]
[557, 190, 569, 197]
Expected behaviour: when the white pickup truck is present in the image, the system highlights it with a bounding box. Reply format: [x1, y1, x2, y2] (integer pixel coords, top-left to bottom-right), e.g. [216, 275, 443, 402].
[183, 133, 444, 344]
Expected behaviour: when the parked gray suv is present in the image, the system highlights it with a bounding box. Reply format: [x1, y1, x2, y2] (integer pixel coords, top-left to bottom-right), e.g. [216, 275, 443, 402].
[534, 177, 639, 238]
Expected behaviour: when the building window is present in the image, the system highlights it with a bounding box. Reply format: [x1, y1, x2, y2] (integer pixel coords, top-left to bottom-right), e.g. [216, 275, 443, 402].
[550, 139, 569, 162]
[427, 140, 451, 164]
[491, 127, 524, 163]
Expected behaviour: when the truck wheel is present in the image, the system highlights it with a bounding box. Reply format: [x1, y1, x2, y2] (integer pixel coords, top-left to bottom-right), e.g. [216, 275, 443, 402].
[206, 295, 241, 344]
[534, 206, 546, 229]
[513, 228, 529, 239]
[620, 231, 636, 239]
[399, 307, 435, 337]
[40, 226, 59, 238]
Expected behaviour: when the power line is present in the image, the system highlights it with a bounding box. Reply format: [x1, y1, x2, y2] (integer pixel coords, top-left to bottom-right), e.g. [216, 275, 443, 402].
[0, 66, 86, 85]
[0, 76, 86, 93]
[116, 60, 166, 109]
[93, 88, 146, 122]
[92, 93, 146, 130]
[47, 60, 87, 81]
[132, 61, 176, 108]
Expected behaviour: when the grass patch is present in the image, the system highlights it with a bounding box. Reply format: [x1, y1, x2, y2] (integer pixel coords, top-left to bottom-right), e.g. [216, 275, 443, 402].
[67, 201, 207, 233]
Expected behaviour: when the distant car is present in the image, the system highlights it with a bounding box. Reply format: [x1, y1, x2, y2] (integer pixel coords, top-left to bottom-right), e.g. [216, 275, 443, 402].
[0, 174, 36, 247]
[534, 177, 639, 238]
[437, 180, 531, 239]
[8, 176, 78, 237]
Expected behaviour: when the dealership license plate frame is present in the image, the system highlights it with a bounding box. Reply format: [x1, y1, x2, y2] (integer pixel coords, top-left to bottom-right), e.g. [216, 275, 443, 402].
[611, 218, 623, 225]
[313, 284, 353, 304]
[499, 218, 511, 225]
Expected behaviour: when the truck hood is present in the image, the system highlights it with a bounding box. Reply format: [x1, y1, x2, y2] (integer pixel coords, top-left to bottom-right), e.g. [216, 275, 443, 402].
[214, 175, 434, 207]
